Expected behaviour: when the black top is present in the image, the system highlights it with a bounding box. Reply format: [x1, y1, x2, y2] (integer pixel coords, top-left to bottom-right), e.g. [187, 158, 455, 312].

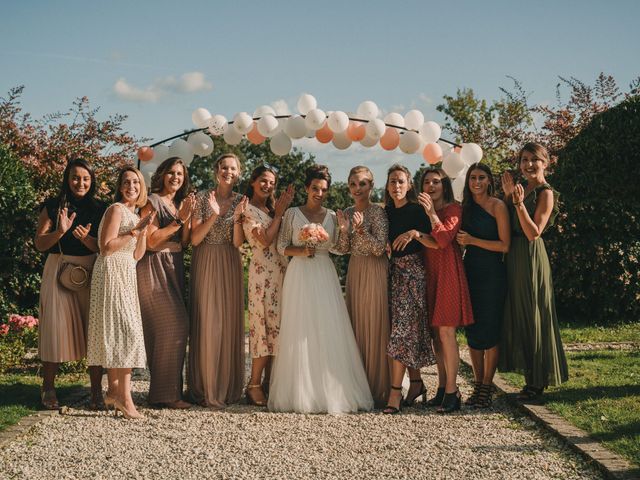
[40, 195, 108, 256]
[385, 202, 431, 257]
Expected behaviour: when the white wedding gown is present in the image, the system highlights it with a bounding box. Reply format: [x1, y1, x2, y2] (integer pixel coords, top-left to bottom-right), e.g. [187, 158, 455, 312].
[268, 207, 374, 414]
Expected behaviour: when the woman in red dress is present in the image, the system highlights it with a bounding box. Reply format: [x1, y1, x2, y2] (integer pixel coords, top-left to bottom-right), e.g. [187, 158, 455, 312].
[419, 168, 474, 413]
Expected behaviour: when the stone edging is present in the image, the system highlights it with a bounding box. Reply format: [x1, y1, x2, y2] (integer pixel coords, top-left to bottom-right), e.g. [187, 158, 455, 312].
[0, 386, 90, 449]
[459, 349, 640, 480]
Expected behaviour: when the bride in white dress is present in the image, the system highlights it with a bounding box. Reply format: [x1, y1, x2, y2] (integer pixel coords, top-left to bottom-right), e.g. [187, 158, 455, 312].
[268, 165, 373, 414]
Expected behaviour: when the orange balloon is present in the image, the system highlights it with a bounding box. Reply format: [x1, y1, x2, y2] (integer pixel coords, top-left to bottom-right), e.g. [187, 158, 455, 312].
[380, 128, 400, 151]
[423, 142, 443, 165]
[137, 146, 154, 162]
[346, 122, 366, 141]
[247, 123, 266, 145]
[315, 123, 334, 144]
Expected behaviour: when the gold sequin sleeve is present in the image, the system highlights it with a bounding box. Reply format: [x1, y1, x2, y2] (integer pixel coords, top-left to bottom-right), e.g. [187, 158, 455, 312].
[276, 207, 296, 257]
[334, 207, 353, 254]
[351, 204, 388, 257]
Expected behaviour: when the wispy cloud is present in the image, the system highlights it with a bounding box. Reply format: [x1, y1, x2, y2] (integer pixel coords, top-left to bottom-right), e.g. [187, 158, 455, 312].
[112, 71, 213, 103]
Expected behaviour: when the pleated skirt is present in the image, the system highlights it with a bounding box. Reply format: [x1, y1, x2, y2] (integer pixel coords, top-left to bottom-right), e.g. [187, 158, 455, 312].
[345, 255, 391, 408]
[188, 243, 244, 408]
[38, 253, 95, 363]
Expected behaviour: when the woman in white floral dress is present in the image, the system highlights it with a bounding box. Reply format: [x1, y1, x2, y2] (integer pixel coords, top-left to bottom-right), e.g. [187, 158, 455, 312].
[241, 165, 293, 406]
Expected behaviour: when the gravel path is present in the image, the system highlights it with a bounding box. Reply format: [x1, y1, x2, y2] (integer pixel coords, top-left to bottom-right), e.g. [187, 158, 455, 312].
[0, 363, 602, 480]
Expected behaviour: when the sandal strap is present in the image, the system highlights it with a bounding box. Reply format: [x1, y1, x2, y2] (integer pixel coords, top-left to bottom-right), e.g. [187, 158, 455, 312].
[390, 385, 403, 391]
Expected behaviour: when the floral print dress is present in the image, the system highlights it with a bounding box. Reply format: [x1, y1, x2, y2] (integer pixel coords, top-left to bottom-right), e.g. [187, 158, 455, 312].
[243, 204, 288, 358]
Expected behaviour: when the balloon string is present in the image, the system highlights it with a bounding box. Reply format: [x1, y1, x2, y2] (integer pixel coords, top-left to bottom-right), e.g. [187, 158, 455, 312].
[148, 115, 461, 148]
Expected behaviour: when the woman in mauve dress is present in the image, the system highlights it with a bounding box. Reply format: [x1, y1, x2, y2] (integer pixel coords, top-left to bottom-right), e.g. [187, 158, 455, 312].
[188, 153, 247, 408]
[335, 166, 390, 408]
[137, 157, 195, 409]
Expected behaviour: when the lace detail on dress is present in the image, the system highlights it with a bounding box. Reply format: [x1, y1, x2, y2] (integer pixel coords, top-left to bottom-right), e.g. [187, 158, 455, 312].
[194, 190, 242, 245]
[277, 207, 337, 256]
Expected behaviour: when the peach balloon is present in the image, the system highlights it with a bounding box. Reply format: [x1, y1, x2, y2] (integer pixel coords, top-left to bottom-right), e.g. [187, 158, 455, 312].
[137, 146, 154, 162]
[247, 123, 266, 145]
[423, 142, 443, 165]
[315, 123, 334, 144]
[380, 128, 400, 151]
[346, 122, 366, 141]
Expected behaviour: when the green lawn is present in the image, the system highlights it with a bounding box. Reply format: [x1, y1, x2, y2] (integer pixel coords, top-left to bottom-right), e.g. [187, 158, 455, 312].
[0, 372, 86, 431]
[499, 349, 640, 467]
[559, 321, 640, 343]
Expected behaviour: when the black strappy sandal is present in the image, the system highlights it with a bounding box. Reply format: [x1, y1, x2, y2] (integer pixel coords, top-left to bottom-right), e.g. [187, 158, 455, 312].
[383, 385, 403, 415]
[403, 379, 427, 407]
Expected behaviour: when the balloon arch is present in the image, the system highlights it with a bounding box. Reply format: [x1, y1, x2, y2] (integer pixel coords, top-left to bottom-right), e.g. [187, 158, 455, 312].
[136, 94, 483, 199]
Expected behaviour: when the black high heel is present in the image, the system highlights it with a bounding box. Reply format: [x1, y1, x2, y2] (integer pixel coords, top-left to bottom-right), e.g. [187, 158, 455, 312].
[403, 379, 427, 407]
[383, 385, 403, 415]
[437, 390, 462, 414]
[425, 387, 445, 407]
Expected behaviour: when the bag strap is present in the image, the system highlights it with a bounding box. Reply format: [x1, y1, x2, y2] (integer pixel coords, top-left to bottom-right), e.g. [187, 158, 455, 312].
[55, 204, 66, 261]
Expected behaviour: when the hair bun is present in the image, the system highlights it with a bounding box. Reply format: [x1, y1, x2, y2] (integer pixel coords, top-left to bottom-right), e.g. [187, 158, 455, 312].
[304, 164, 332, 187]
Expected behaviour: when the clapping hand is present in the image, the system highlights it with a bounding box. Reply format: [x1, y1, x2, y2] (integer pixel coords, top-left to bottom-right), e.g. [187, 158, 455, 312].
[352, 211, 364, 233]
[208, 190, 220, 217]
[57, 208, 76, 234]
[501, 171, 515, 198]
[336, 210, 350, 232]
[72, 223, 92, 242]
[275, 185, 295, 218]
[233, 196, 249, 223]
[512, 183, 525, 205]
[418, 192, 435, 215]
[177, 193, 196, 223]
[132, 211, 156, 237]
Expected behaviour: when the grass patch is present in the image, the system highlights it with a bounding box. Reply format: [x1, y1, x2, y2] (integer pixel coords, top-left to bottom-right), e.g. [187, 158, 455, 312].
[559, 321, 640, 343]
[0, 371, 86, 431]
[499, 349, 640, 466]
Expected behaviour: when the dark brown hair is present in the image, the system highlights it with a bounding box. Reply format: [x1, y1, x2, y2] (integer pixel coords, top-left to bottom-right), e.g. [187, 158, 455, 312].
[245, 165, 278, 217]
[420, 167, 454, 204]
[462, 163, 495, 229]
[58, 158, 98, 207]
[304, 164, 331, 187]
[150, 157, 191, 205]
[384, 163, 417, 206]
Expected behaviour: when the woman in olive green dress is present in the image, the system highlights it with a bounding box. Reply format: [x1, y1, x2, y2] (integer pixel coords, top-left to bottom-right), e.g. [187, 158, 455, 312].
[499, 143, 568, 400]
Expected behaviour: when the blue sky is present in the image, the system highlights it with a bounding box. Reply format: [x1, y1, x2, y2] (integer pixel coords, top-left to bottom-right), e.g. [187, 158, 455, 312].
[2, 0, 639, 182]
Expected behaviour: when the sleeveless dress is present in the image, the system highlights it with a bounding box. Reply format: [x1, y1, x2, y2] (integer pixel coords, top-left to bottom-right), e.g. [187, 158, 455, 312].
[268, 207, 373, 414]
[188, 191, 244, 408]
[335, 204, 391, 408]
[242, 204, 288, 358]
[423, 203, 474, 328]
[499, 184, 569, 388]
[136, 193, 189, 404]
[463, 202, 507, 350]
[86, 203, 146, 368]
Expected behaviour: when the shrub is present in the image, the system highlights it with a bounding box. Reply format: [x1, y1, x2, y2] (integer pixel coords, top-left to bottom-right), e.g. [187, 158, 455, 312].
[0, 314, 39, 373]
[547, 96, 640, 323]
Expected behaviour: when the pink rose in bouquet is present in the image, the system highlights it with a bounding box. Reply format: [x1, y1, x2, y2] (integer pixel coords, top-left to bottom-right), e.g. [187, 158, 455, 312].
[298, 223, 330, 257]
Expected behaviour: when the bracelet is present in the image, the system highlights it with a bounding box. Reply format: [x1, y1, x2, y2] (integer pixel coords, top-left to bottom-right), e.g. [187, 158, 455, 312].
[513, 201, 523, 206]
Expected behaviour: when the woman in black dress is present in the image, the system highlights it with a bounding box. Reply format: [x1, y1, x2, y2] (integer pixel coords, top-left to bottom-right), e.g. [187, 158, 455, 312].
[457, 163, 510, 407]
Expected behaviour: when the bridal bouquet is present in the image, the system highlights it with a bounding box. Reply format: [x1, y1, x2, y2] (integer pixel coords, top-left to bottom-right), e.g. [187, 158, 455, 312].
[298, 223, 329, 257]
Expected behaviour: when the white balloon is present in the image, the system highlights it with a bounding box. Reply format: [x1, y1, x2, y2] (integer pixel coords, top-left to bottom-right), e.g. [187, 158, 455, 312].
[365, 118, 386, 139]
[442, 151, 466, 178]
[208, 114, 227, 136]
[383, 112, 405, 128]
[191, 108, 212, 128]
[140, 161, 158, 185]
[460, 143, 483, 165]
[357, 101, 379, 121]
[327, 111, 349, 133]
[332, 130, 352, 150]
[404, 110, 425, 131]
[223, 126, 243, 145]
[297, 93, 317, 115]
[169, 138, 194, 166]
[152, 145, 170, 163]
[419, 121, 442, 144]
[360, 134, 378, 148]
[232, 112, 254, 134]
[399, 131, 422, 154]
[452, 174, 467, 202]
[438, 141, 454, 158]
[270, 132, 292, 156]
[253, 105, 276, 119]
[257, 115, 279, 137]
[284, 115, 307, 139]
[187, 132, 214, 157]
[304, 109, 326, 130]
